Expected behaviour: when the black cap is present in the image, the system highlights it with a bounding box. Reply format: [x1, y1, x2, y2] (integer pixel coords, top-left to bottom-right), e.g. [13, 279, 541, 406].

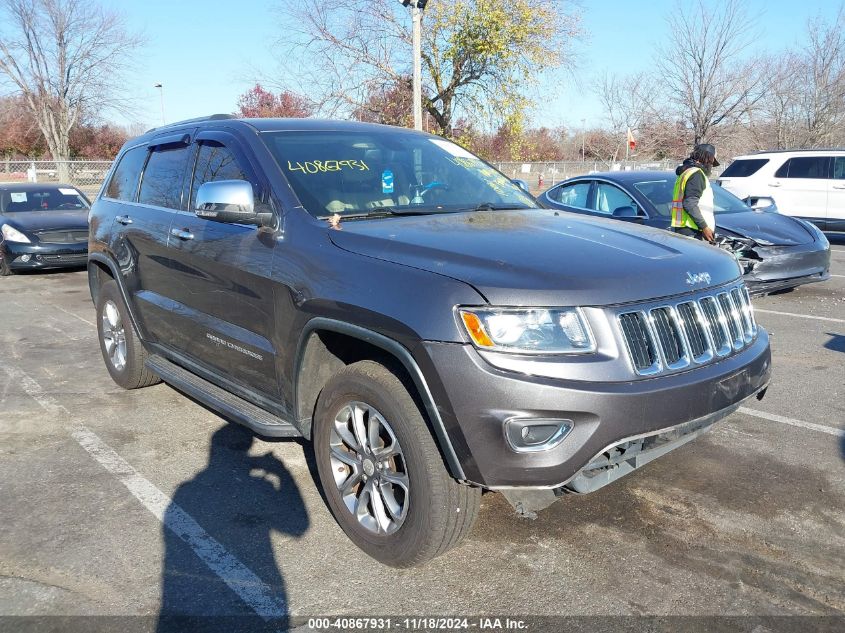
[694, 143, 720, 167]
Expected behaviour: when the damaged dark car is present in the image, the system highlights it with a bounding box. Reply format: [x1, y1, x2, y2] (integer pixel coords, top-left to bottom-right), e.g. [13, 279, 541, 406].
[541, 171, 831, 296]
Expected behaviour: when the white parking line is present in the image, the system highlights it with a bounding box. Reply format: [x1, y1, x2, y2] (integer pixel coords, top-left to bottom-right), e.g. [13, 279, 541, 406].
[754, 308, 845, 324]
[54, 305, 96, 328]
[0, 364, 288, 621]
[738, 407, 844, 439]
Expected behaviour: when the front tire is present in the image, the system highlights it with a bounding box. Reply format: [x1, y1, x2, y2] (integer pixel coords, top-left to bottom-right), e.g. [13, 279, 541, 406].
[96, 279, 160, 389]
[0, 245, 12, 276]
[313, 360, 480, 567]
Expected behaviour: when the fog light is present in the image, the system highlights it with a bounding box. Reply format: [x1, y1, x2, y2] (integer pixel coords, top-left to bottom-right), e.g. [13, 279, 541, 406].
[504, 418, 572, 453]
[20, 254, 31, 262]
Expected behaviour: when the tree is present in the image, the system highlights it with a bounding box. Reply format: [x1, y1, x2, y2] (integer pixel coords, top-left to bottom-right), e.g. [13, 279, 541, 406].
[276, 0, 580, 136]
[235, 84, 313, 118]
[656, 0, 764, 144]
[750, 8, 845, 149]
[352, 79, 414, 128]
[0, 94, 44, 158]
[0, 0, 142, 179]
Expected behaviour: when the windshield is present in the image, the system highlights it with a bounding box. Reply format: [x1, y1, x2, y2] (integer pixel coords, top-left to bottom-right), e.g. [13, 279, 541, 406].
[633, 177, 750, 216]
[1, 187, 89, 213]
[260, 130, 536, 218]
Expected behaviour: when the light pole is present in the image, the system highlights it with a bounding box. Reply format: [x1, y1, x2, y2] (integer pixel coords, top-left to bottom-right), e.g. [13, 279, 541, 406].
[581, 118, 586, 162]
[154, 83, 165, 125]
[402, 1, 427, 131]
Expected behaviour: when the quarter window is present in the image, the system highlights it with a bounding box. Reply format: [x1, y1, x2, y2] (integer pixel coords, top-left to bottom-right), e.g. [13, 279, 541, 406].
[551, 182, 590, 208]
[774, 156, 830, 179]
[106, 146, 147, 201]
[190, 142, 252, 210]
[592, 183, 637, 215]
[138, 145, 190, 209]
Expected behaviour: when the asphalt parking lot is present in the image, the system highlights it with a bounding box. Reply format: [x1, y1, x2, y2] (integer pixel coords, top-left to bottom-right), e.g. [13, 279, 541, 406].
[1, 241, 844, 632]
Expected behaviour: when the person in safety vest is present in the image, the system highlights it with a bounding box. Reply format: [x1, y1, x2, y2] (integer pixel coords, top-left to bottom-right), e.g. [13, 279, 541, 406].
[671, 143, 720, 243]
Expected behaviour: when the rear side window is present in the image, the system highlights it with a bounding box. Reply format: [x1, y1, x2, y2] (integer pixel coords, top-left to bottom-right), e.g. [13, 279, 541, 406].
[833, 157, 845, 179]
[138, 145, 191, 209]
[720, 158, 769, 178]
[106, 146, 147, 201]
[774, 156, 830, 179]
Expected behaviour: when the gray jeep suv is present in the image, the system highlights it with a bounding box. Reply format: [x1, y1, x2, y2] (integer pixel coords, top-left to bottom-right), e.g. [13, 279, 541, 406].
[88, 116, 772, 567]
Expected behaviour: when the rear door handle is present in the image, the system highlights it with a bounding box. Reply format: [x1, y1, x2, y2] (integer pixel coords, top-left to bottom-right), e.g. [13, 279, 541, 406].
[170, 227, 194, 241]
[833, 184, 845, 189]
[768, 182, 781, 187]
[115, 215, 133, 225]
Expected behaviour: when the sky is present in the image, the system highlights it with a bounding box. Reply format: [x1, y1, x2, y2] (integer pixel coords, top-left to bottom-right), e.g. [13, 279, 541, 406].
[100, 0, 843, 131]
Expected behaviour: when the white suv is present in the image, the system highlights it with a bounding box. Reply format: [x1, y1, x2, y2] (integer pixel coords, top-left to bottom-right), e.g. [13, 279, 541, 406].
[717, 150, 845, 233]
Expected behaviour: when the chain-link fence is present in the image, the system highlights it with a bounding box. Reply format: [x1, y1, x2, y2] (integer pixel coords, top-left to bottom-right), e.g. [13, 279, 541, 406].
[0, 160, 113, 199]
[493, 160, 682, 193]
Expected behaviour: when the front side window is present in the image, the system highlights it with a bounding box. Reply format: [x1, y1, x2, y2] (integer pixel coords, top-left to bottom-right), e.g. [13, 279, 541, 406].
[633, 178, 749, 216]
[189, 142, 253, 210]
[138, 145, 190, 209]
[720, 158, 769, 178]
[551, 182, 591, 208]
[774, 156, 830, 179]
[260, 131, 535, 218]
[591, 183, 637, 214]
[106, 146, 147, 201]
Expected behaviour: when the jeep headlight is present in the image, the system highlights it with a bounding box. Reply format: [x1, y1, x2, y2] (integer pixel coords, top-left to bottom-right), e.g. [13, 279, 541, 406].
[1, 224, 30, 243]
[459, 307, 595, 354]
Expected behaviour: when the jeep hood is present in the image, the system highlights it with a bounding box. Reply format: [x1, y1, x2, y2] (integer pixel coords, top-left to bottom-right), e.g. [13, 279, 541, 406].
[328, 209, 742, 306]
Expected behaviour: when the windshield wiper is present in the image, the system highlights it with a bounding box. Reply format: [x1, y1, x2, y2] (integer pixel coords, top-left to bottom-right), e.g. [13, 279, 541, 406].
[461, 202, 534, 212]
[322, 206, 444, 221]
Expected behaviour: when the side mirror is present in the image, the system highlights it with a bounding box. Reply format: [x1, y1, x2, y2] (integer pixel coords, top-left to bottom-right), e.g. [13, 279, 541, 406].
[743, 196, 779, 213]
[195, 180, 267, 226]
[511, 179, 531, 193]
[612, 205, 640, 219]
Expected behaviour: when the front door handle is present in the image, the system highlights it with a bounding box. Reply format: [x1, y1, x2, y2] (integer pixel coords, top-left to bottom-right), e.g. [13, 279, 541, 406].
[768, 182, 781, 188]
[115, 215, 133, 225]
[170, 227, 194, 241]
[833, 184, 845, 189]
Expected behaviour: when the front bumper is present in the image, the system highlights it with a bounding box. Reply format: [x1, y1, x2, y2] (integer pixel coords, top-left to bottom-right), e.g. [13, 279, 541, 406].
[422, 328, 771, 488]
[3, 241, 88, 270]
[741, 241, 831, 296]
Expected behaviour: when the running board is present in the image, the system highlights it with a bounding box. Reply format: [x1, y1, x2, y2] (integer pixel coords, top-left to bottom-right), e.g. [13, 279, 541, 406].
[145, 354, 302, 438]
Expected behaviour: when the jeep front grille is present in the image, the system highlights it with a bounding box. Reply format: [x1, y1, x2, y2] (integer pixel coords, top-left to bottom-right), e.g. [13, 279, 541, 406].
[617, 284, 756, 376]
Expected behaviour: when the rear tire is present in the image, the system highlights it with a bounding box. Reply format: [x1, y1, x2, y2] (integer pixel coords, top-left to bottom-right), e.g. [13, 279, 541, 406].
[313, 360, 480, 567]
[96, 279, 161, 389]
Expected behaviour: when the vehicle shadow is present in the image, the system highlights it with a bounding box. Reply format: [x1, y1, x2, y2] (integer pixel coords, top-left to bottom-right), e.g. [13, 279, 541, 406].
[157, 423, 309, 633]
[823, 333, 845, 354]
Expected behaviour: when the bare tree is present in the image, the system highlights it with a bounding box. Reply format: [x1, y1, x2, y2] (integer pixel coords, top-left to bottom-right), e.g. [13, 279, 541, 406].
[0, 0, 142, 178]
[747, 7, 845, 150]
[274, 0, 581, 136]
[657, 0, 764, 145]
[594, 72, 670, 160]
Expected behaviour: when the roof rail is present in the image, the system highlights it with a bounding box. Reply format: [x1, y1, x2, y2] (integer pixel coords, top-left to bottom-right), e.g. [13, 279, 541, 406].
[746, 148, 845, 155]
[145, 114, 236, 134]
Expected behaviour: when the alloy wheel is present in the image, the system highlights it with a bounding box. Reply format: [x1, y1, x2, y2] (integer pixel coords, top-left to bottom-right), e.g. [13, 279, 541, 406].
[101, 299, 127, 372]
[329, 401, 410, 535]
